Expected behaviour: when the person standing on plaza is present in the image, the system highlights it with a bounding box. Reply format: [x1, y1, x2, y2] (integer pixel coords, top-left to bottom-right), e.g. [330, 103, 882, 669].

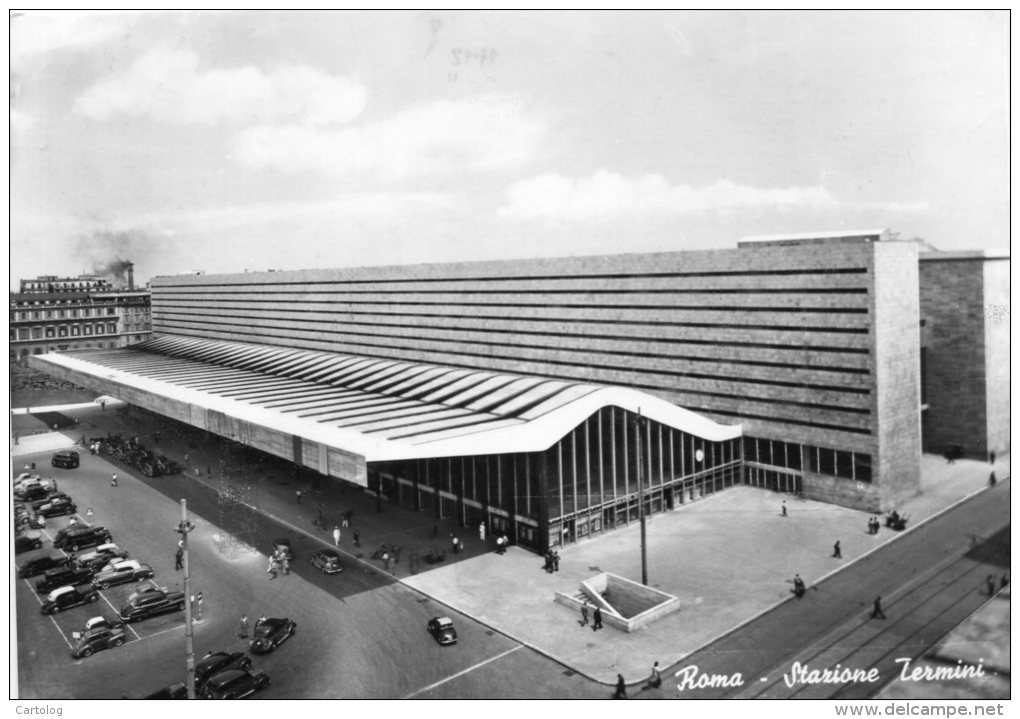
[871, 596, 886, 619]
[333, 525, 341, 547]
[593, 606, 603, 631]
[832, 540, 841, 559]
[353, 528, 360, 548]
[552, 550, 560, 572]
[648, 661, 662, 689]
[238, 614, 249, 639]
[110, 473, 118, 487]
[614, 674, 627, 699]
[781, 501, 787, 517]
[479, 522, 486, 541]
[193, 591, 204, 620]
[580, 602, 589, 627]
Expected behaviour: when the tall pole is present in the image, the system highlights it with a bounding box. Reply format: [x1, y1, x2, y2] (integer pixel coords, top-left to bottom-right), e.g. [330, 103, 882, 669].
[637, 409, 648, 586]
[178, 499, 196, 699]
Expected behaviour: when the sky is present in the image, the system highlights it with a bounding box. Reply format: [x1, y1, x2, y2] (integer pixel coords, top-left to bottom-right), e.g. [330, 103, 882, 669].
[9, 10, 1010, 291]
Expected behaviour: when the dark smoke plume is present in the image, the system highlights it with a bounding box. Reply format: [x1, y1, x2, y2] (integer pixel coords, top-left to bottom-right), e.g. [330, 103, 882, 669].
[73, 229, 151, 288]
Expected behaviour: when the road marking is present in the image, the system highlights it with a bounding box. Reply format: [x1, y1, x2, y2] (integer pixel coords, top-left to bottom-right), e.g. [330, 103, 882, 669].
[404, 645, 523, 698]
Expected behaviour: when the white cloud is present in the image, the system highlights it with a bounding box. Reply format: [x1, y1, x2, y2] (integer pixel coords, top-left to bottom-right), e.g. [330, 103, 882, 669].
[498, 170, 838, 220]
[11, 11, 131, 61]
[231, 94, 544, 180]
[73, 48, 367, 125]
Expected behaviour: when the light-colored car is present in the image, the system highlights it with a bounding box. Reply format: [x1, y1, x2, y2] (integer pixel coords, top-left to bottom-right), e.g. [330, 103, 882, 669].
[92, 559, 155, 589]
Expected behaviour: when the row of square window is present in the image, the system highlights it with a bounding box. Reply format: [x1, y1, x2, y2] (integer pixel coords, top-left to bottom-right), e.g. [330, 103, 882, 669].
[12, 308, 120, 320]
[13, 324, 119, 339]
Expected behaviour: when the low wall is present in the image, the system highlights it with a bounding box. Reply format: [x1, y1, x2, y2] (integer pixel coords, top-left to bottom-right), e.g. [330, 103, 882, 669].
[554, 572, 680, 633]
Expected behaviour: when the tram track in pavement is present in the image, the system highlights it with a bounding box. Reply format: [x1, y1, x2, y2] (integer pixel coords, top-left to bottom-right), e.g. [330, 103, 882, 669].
[661, 480, 1010, 700]
[740, 525, 1009, 699]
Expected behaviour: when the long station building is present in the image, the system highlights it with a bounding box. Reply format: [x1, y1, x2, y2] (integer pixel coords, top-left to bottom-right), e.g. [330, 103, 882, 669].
[31, 231, 1009, 553]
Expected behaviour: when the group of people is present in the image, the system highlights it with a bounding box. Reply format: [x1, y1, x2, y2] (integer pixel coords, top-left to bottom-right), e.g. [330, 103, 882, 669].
[866, 516, 881, 534]
[494, 533, 510, 554]
[267, 553, 290, 580]
[543, 549, 560, 573]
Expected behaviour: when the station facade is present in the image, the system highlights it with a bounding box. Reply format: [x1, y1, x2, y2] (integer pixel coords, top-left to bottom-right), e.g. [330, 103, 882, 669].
[30, 232, 1009, 552]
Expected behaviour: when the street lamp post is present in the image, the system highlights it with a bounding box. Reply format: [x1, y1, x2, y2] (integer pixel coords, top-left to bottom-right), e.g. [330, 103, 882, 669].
[176, 500, 197, 699]
[636, 409, 648, 586]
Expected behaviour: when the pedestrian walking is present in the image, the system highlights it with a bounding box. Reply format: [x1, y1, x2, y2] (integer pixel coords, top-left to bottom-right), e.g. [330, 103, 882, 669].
[501, 534, 509, 553]
[238, 614, 249, 639]
[593, 606, 603, 631]
[613, 674, 627, 699]
[452, 535, 460, 554]
[793, 574, 805, 598]
[989, 472, 997, 487]
[353, 529, 360, 548]
[195, 467, 201, 477]
[781, 501, 787, 517]
[986, 574, 996, 596]
[648, 661, 662, 689]
[580, 602, 589, 627]
[990, 451, 996, 465]
[870, 596, 886, 619]
[110, 473, 118, 487]
[194, 591, 204, 620]
[552, 550, 560, 572]
[314, 507, 325, 530]
[100, 400, 105, 411]
[495, 536, 504, 554]
[175, 547, 184, 570]
[333, 525, 341, 547]
[543, 552, 553, 573]
[342, 511, 351, 528]
[479, 522, 486, 541]
[832, 540, 842, 559]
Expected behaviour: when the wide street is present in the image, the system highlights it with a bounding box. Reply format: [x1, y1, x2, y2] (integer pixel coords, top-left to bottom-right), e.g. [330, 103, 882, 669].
[13, 445, 605, 699]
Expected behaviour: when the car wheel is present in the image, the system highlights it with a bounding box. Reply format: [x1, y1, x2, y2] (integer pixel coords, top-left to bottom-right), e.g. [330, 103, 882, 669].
[33, 540, 42, 549]
[100, 581, 111, 590]
[112, 637, 124, 647]
[70, 543, 80, 552]
[88, 593, 99, 602]
[80, 647, 94, 657]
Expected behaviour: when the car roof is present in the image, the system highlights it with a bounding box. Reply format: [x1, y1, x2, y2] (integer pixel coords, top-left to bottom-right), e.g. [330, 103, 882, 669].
[207, 669, 248, 687]
[433, 616, 453, 625]
[47, 586, 75, 600]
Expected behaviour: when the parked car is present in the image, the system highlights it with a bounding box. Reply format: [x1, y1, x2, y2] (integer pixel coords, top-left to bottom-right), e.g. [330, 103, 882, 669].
[74, 543, 129, 571]
[119, 587, 186, 623]
[202, 668, 270, 699]
[310, 548, 343, 574]
[77, 615, 126, 635]
[19, 554, 73, 578]
[195, 651, 253, 689]
[41, 585, 100, 614]
[250, 617, 296, 654]
[144, 682, 188, 700]
[92, 559, 155, 589]
[70, 624, 126, 658]
[52, 450, 80, 469]
[35, 497, 78, 519]
[36, 566, 95, 593]
[53, 526, 112, 552]
[13, 472, 40, 484]
[15, 484, 53, 503]
[15, 534, 43, 553]
[13, 476, 55, 495]
[31, 492, 73, 511]
[427, 616, 458, 645]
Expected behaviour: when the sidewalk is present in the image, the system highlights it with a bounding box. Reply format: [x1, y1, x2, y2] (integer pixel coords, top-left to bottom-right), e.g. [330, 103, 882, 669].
[9, 401, 1011, 687]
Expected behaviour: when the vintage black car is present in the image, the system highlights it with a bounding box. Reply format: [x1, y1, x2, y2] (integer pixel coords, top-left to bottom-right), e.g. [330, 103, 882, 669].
[250, 617, 296, 654]
[70, 625, 126, 658]
[202, 668, 270, 699]
[41, 585, 100, 614]
[92, 560, 155, 589]
[52, 450, 80, 469]
[427, 616, 458, 645]
[35, 497, 78, 519]
[36, 566, 95, 593]
[15, 485, 53, 503]
[74, 543, 129, 571]
[19, 554, 73, 578]
[119, 588, 186, 623]
[144, 682, 188, 700]
[31, 492, 73, 511]
[310, 548, 343, 574]
[195, 652, 253, 689]
[53, 526, 112, 552]
[15, 534, 44, 553]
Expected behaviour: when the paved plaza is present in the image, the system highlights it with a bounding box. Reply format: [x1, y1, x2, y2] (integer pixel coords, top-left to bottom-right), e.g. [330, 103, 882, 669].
[13, 399, 1010, 686]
